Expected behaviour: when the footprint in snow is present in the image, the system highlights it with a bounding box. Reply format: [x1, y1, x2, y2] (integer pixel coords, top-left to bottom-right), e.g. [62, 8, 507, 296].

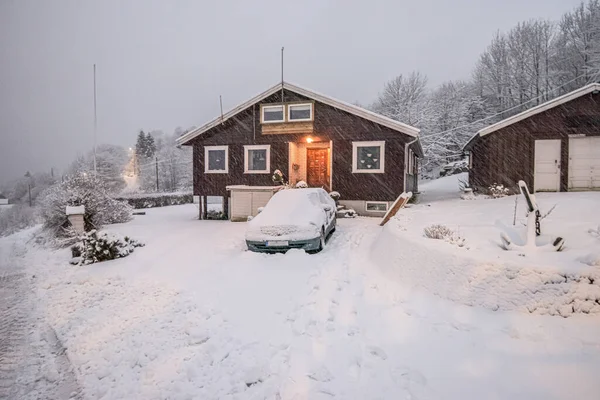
[307, 366, 334, 382]
[366, 345, 387, 360]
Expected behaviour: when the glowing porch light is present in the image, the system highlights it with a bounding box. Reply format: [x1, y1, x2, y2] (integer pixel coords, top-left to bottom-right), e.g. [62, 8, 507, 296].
[306, 137, 314, 143]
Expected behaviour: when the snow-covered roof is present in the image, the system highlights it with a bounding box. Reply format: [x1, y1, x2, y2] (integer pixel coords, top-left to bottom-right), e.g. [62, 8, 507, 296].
[463, 83, 600, 151]
[479, 83, 600, 138]
[177, 82, 420, 145]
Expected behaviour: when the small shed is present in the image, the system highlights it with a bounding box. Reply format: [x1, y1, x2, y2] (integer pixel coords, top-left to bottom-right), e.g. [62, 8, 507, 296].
[464, 83, 600, 192]
[226, 186, 283, 222]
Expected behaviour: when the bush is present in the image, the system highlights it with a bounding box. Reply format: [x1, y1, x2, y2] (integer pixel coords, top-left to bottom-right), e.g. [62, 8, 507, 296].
[39, 173, 133, 238]
[423, 224, 467, 248]
[329, 191, 341, 204]
[423, 224, 454, 239]
[71, 230, 144, 265]
[488, 183, 510, 198]
[0, 205, 39, 237]
[116, 192, 192, 209]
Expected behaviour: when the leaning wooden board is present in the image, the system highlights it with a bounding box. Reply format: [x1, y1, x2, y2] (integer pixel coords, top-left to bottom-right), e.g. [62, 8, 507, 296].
[379, 191, 412, 226]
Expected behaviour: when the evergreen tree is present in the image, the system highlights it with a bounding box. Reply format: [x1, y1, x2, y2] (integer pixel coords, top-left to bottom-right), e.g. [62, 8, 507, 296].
[135, 130, 147, 160]
[145, 134, 156, 159]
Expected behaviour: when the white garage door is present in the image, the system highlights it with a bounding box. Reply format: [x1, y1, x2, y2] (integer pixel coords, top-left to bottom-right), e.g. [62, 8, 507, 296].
[569, 137, 600, 190]
[534, 140, 561, 192]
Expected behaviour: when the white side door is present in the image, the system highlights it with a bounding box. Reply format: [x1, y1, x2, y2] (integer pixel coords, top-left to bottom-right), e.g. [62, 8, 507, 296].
[534, 139, 561, 192]
[569, 137, 600, 190]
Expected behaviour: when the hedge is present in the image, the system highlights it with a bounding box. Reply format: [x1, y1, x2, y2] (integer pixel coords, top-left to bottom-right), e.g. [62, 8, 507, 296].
[116, 192, 193, 209]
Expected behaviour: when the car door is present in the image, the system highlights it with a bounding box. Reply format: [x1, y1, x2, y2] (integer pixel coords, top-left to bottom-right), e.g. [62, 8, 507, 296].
[317, 189, 335, 230]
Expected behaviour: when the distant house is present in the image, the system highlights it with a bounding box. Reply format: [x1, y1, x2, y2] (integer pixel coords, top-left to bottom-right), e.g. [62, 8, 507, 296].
[464, 83, 600, 192]
[0, 194, 8, 206]
[177, 82, 422, 219]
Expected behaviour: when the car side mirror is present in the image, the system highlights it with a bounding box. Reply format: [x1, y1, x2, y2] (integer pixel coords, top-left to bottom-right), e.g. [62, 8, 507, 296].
[323, 204, 333, 212]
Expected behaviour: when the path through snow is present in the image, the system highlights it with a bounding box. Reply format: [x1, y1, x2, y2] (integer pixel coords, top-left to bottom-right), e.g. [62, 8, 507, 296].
[0, 232, 80, 400]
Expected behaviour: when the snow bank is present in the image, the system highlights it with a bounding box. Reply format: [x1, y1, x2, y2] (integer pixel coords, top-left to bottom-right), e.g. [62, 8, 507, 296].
[373, 222, 600, 316]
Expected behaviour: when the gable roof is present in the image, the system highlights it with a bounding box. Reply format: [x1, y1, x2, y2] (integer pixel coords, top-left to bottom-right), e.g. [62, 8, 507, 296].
[480, 83, 600, 137]
[177, 82, 419, 145]
[463, 82, 600, 151]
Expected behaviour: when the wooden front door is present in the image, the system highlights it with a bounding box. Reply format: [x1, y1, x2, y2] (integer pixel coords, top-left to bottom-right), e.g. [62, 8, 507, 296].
[306, 148, 329, 190]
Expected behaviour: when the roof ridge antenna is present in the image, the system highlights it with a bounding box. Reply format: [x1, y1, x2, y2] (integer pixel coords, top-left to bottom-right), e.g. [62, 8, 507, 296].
[281, 46, 284, 103]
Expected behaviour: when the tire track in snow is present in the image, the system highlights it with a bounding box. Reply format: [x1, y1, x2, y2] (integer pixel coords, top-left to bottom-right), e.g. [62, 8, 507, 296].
[0, 237, 81, 400]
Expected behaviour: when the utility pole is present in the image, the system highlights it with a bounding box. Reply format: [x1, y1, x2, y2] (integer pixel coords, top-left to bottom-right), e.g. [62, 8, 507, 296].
[155, 156, 159, 191]
[28, 184, 32, 207]
[93, 64, 98, 176]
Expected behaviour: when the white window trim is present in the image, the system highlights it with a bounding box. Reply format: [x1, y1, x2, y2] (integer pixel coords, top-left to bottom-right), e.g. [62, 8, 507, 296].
[204, 145, 228, 174]
[244, 144, 271, 174]
[261, 105, 285, 124]
[365, 201, 389, 212]
[408, 149, 414, 176]
[352, 140, 385, 173]
[287, 103, 313, 122]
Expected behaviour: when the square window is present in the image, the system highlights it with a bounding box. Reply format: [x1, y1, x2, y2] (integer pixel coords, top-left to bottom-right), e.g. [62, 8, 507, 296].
[262, 105, 284, 123]
[244, 145, 271, 173]
[352, 141, 385, 173]
[288, 103, 313, 121]
[366, 202, 388, 212]
[205, 145, 228, 173]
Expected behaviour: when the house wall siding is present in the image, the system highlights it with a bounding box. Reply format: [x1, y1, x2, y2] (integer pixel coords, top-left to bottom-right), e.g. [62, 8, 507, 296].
[189, 89, 416, 201]
[470, 92, 600, 192]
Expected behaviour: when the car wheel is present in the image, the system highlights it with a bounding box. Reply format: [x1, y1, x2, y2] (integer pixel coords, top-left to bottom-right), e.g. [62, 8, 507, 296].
[317, 228, 326, 252]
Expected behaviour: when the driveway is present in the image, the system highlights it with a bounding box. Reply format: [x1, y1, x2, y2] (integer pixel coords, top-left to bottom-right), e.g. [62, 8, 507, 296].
[6, 205, 600, 399]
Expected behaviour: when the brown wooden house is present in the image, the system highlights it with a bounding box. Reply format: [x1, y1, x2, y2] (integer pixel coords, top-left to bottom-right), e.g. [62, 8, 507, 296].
[464, 83, 600, 193]
[176, 82, 422, 219]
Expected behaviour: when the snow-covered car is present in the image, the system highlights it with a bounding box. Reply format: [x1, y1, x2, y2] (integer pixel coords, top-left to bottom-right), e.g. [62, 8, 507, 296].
[245, 188, 336, 253]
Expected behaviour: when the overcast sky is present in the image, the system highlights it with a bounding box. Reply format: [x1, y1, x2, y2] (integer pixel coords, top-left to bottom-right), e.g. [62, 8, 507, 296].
[0, 0, 582, 184]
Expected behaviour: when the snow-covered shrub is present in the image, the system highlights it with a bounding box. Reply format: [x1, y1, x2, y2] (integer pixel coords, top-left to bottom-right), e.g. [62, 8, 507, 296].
[0, 205, 39, 237]
[39, 173, 133, 238]
[295, 181, 308, 188]
[423, 224, 454, 239]
[272, 170, 286, 186]
[116, 192, 192, 209]
[424, 224, 467, 248]
[329, 191, 341, 204]
[589, 225, 600, 239]
[71, 229, 144, 265]
[488, 183, 510, 198]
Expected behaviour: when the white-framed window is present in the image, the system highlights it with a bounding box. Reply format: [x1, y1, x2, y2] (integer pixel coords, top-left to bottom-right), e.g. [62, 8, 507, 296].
[244, 144, 271, 173]
[288, 103, 313, 122]
[352, 141, 385, 173]
[204, 145, 228, 173]
[366, 201, 389, 212]
[261, 105, 285, 123]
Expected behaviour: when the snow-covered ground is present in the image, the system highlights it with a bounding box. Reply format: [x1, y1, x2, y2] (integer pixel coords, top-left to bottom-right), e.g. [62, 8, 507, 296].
[1, 179, 600, 399]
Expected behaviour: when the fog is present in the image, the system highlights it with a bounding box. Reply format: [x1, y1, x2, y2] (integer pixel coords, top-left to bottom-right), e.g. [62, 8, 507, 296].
[0, 0, 580, 184]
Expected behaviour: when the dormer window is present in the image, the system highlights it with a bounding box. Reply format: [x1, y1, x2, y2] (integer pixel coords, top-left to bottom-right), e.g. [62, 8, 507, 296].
[261, 105, 285, 123]
[260, 103, 313, 124]
[288, 103, 313, 121]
